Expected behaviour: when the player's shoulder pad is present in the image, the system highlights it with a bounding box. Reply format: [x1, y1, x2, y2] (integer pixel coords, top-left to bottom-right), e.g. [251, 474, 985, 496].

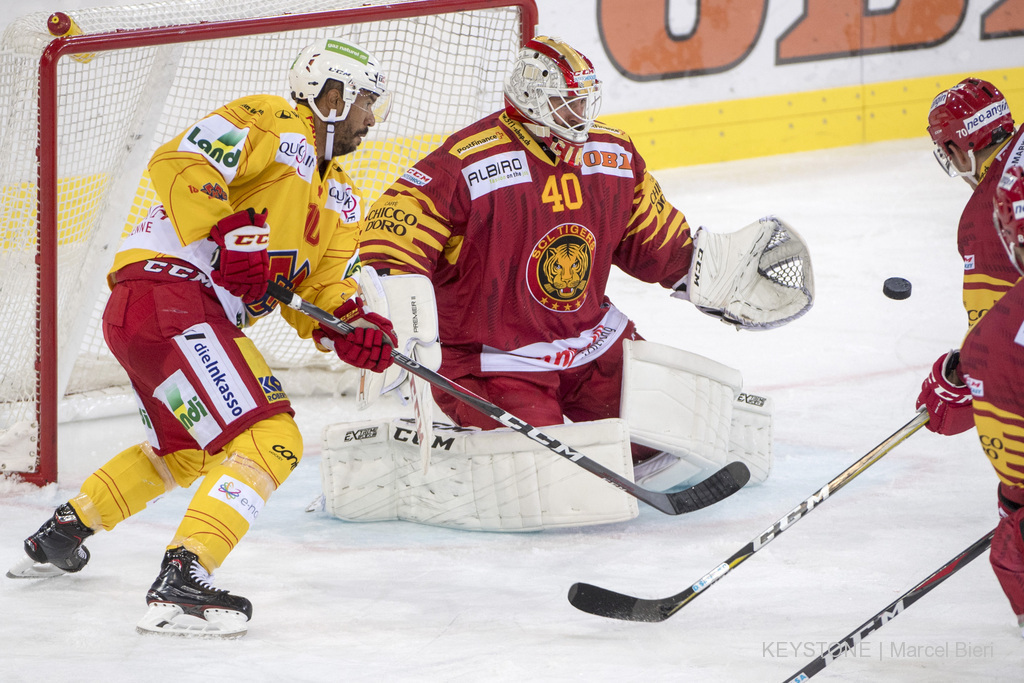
[446, 125, 512, 160]
[224, 94, 301, 126]
[588, 120, 631, 143]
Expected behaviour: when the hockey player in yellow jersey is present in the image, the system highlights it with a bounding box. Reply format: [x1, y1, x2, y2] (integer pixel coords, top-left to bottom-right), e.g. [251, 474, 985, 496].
[7, 39, 397, 637]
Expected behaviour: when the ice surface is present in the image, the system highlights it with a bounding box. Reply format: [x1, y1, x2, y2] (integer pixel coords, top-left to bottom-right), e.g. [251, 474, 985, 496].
[2, 139, 1022, 682]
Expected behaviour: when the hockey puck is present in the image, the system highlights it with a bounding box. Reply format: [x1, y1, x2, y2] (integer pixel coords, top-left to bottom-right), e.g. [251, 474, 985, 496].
[882, 277, 912, 300]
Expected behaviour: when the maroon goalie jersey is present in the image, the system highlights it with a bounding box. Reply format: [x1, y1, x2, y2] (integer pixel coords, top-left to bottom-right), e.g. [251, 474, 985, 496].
[959, 127, 1024, 328]
[359, 112, 694, 378]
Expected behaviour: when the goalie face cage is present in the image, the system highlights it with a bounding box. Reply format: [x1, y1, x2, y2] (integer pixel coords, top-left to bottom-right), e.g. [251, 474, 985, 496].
[0, 0, 537, 485]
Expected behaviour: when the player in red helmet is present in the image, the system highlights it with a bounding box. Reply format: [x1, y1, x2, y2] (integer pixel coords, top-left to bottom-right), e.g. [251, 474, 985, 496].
[916, 78, 1022, 437]
[927, 77, 1014, 184]
[956, 165, 1024, 637]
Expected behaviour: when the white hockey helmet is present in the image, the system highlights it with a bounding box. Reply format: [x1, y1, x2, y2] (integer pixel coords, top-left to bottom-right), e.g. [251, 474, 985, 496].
[289, 38, 391, 124]
[503, 36, 602, 146]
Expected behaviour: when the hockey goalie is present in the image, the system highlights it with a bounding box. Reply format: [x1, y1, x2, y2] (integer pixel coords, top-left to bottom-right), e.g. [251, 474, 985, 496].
[318, 36, 814, 531]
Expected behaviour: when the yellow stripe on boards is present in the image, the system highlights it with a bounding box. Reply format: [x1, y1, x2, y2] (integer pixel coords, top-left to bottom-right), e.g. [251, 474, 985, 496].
[601, 68, 1024, 170]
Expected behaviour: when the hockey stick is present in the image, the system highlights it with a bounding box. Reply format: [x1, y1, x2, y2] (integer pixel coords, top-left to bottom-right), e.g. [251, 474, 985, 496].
[266, 281, 750, 515]
[567, 410, 929, 620]
[782, 529, 994, 682]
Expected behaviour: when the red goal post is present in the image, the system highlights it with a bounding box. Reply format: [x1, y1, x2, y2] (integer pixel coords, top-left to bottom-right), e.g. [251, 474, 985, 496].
[1, 0, 537, 485]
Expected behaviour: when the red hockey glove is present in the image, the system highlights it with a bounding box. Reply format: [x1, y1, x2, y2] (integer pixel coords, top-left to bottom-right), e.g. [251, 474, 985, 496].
[209, 208, 270, 303]
[313, 297, 397, 372]
[916, 350, 974, 436]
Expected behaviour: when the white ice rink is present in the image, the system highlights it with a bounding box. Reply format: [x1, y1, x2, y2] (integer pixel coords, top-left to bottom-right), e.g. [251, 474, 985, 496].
[2, 137, 1022, 682]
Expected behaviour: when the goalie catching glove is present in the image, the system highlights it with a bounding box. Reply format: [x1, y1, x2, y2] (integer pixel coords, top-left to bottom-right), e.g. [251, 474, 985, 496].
[313, 297, 397, 372]
[209, 208, 271, 303]
[677, 216, 814, 330]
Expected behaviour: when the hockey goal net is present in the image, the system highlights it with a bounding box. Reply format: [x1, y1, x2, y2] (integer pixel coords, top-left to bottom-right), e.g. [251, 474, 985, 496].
[0, 0, 536, 484]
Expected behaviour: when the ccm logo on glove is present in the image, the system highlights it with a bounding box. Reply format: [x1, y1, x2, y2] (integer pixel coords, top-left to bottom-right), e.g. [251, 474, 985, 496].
[209, 208, 270, 303]
[225, 231, 269, 249]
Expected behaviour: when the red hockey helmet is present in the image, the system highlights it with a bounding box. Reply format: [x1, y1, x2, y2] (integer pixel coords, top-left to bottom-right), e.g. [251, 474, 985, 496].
[927, 78, 1014, 178]
[993, 165, 1024, 274]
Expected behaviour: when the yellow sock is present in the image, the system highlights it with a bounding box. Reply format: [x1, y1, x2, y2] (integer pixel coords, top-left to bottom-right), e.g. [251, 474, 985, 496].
[170, 413, 302, 569]
[75, 443, 172, 531]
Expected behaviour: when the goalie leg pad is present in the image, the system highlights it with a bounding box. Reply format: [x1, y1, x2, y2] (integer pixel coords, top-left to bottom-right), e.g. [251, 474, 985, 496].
[320, 418, 638, 531]
[622, 339, 738, 491]
[622, 340, 772, 490]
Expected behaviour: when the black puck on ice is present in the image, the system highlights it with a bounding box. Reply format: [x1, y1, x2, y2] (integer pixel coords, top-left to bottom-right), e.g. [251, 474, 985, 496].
[882, 277, 912, 300]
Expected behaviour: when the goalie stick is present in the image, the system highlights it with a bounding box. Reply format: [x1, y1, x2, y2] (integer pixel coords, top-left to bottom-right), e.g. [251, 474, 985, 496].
[567, 410, 928, 621]
[782, 529, 994, 682]
[266, 281, 750, 515]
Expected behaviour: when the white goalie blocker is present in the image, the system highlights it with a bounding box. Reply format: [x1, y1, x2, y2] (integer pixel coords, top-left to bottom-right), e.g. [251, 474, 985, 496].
[354, 268, 441, 409]
[624, 340, 773, 492]
[320, 418, 638, 531]
[354, 268, 442, 467]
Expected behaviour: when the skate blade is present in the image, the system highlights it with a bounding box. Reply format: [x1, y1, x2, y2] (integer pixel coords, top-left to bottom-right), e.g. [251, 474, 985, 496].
[136, 603, 248, 639]
[6, 556, 67, 579]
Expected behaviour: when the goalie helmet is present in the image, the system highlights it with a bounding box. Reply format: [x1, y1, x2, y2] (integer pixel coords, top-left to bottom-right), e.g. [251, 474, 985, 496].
[289, 38, 391, 125]
[927, 78, 1014, 179]
[994, 165, 1024, 275]
[503, 36, 602, 164]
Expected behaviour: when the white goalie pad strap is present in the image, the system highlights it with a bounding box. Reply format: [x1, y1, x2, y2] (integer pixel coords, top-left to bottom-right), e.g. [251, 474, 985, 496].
[356, 268, 442, 408]
[730, 392, 773, 484]
[677, 216, 814, 330]
[320, 418, 638, 531]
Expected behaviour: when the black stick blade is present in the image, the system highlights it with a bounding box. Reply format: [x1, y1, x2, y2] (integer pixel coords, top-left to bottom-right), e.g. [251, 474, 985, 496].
[568, 582, 677, 622]
[568, 582, 641, 620]
[666, 461, 750, 514]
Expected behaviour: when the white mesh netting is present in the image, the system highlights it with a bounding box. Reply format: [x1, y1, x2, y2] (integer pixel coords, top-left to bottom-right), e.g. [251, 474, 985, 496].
[0, 0, 526, 473]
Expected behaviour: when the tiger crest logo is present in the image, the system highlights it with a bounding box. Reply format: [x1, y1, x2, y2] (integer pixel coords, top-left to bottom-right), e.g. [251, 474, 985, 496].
[527, 223, 596, 312]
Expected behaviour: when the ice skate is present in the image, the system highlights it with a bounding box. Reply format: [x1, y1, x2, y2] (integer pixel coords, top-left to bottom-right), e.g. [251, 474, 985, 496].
[7, 503, 94, 579]
[136, 547, 252, 638]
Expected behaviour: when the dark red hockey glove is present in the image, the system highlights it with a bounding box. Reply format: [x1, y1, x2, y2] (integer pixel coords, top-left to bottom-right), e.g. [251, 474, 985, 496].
[916, 350, 974, 436]
[209, 208, 270, 303]
[312, 297, 397, 372]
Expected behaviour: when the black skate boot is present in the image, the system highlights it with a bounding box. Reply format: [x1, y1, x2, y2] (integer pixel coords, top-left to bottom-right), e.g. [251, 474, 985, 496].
[136, 547, 252, 638]
[7, 503, 95, 578]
